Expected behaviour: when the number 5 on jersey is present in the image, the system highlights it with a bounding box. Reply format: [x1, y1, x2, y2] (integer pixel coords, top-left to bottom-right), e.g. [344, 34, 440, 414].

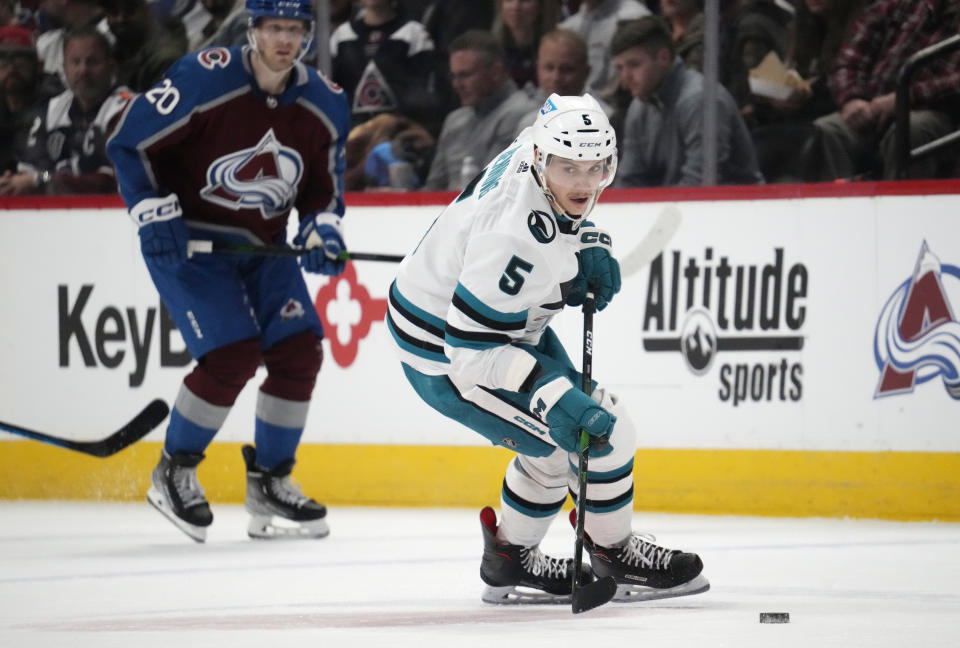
[499, 255, 533, 295]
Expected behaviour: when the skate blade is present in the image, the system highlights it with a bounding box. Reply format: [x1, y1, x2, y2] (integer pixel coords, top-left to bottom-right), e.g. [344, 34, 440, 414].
[247, 514, 330, 540]
[613, 574, 710, 602]
[146, 487, 208, 543]
[481, 584, 572, 605]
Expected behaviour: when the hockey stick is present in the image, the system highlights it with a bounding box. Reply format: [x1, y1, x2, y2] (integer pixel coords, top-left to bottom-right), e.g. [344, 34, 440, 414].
[0, 399, 170, 458]
[571, 293, 618, 614]
[619, 205, 682, 277]
[186, 240, 404, 264]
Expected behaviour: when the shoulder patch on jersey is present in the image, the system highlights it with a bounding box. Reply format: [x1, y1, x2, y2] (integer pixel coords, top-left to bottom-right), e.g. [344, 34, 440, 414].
[316, 69, 343, 94]
[197, 47, 231, 70]
[527, 209, 556, 244]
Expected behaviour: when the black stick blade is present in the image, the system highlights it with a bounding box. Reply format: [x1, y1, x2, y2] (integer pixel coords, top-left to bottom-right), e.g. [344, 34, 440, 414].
[0, 399, 169, 458]
[572, 576, 617, 614]
[92, 399, 170, 457]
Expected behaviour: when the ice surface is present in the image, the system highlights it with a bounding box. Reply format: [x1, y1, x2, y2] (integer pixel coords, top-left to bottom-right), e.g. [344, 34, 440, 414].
[0, 502, 957, 648]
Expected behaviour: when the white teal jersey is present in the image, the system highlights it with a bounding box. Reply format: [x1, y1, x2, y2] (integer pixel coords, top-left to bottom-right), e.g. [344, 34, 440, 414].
[387, 128, 582, 392]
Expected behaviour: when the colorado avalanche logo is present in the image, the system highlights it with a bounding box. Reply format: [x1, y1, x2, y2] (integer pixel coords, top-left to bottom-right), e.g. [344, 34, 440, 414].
[874, 241, 960, 399]
[200, 129, 303, 218]
[280, 298, 305, 321]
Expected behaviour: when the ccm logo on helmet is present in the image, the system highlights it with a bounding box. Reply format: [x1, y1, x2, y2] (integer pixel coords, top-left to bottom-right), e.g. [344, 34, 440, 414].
[580, 142, 601, 147]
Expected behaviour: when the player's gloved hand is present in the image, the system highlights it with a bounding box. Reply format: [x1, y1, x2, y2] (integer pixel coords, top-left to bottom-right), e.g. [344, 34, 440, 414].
[566, 225, 621, 311]
[529, 374, 615, 456]
[130, 193, 189, 266]
[295, 212, 346, 276]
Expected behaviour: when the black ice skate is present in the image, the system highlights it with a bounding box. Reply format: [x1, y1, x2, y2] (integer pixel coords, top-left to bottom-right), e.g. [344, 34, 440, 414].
[146, 450, 213, 543]
[570, 510, 710, 602]
[479, 506, 592, 604]
[242, 445, 329, 539]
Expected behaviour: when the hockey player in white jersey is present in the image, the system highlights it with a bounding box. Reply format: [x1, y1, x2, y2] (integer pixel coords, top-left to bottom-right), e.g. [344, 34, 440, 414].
[387, 94, 709, 603]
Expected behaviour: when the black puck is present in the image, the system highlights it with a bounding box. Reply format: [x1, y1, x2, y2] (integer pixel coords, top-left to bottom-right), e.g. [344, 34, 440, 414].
[759, 612, 790, 624]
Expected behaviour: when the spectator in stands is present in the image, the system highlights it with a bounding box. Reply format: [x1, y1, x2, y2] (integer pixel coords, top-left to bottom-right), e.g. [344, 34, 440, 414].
[0, 26, 130, 195]
[101, 0, 187, 93]
[659, 0, 703, 70]
[719, 0, 793, 127]
[531, 27, 590, 101]
[34, 0, 101, 92]
[421, 0, 495, 61]
[810, 0, 960, 180]
[1, 0, 20, 27]
[748, 0, 864, 182]
[423, 29, 538, 190]
[492, 0, 560, 93]
[421, 1, 497, 124]
[519, 28, 614, 127]
[165, 0, 235, 52]
[347, 112, 436, 190]
[611, 15, 763, 187]
[559, 0, 649, 102]
[0, 26, 42, 173]
[330, 0, 438, 130]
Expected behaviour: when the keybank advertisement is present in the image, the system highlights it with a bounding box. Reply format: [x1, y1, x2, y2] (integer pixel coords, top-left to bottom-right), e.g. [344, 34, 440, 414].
[1, 194, 958, 452]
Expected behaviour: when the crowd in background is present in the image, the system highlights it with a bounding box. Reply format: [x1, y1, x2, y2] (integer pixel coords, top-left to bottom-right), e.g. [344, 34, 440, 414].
[1, 0, 959, 196]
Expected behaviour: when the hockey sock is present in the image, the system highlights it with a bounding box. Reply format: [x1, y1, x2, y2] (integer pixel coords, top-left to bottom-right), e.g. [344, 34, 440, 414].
[498, 455, 567, 546]
[164, 406, 220, 456]
[252, 391, 309, 470]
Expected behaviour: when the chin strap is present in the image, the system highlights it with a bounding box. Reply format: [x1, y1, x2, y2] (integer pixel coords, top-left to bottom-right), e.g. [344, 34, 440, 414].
[246, 20, 315, 72]
[531, 163, 600, 225]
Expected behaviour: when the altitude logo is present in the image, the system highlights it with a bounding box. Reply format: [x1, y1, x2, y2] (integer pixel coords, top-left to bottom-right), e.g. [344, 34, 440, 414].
[874, 242, 960, 399]
[641, 247, 808, 406]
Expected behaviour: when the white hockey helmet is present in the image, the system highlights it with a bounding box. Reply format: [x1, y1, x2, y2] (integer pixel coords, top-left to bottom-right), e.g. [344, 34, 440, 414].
[531, 93, 617, 220]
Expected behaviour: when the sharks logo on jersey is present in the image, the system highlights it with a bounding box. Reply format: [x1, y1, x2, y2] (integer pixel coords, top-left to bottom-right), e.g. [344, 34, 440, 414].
[527, 209, 556, 244]
[200, 129, 304, 219]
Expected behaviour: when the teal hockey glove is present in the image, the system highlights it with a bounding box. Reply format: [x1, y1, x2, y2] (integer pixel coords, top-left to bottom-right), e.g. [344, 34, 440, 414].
[566, 225, 620, 311]
[529, 373, 615, 456]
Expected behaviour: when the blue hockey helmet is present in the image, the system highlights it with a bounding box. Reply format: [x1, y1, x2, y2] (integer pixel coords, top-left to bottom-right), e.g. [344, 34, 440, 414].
[246, 0, 314, 23]
[246, 0, 315, 65]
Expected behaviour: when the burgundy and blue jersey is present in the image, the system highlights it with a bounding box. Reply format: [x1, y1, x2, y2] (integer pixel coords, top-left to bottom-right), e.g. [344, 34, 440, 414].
[108, 45, 350, 245]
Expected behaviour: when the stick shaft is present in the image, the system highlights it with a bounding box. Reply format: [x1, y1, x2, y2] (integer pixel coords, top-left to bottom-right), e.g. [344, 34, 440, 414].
[572, 293, 595, 593]
[187, 240, 404, 263]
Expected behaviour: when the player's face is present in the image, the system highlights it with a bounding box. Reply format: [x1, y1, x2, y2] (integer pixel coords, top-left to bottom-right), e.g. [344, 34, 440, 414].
[254, 17, 307, 71]
[543, 156, 609, 217]
[536, 39, 587, 96]
[613, 45, 670, 100]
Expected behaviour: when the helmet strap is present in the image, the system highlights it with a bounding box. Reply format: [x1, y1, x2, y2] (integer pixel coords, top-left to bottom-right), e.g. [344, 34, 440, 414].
[246, 17, 315, 73]
[532, 147, 602, 224]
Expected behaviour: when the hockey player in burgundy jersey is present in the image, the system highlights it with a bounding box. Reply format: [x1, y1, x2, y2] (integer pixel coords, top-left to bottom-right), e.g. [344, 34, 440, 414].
[387, 94, 708, 604]
[107, 0, 350, 542]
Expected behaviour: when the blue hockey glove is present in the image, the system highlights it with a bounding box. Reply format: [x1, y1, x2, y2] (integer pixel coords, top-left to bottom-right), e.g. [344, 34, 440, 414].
[529, 374, 615, 456]
[295, 212, 346, 276]
[130, 193, 189, 266]
[566, 225, 621, 311]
